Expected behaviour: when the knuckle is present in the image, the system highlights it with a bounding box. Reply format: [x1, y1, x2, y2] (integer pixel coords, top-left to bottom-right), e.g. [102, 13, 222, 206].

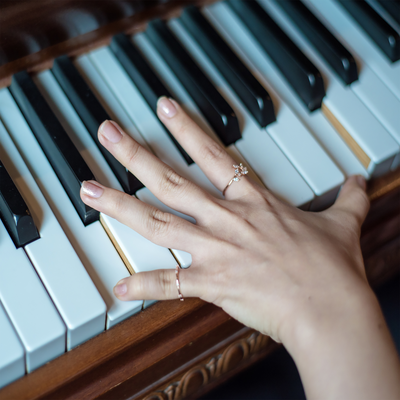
[174, 119, 193, 138]
[159, 168, 189, 197]
[124, 139, 142, 167]
[146, 208, 172, 238]
[158, 269, 172, 297]
[112, 193, 130, 216]
[134, 275, 147, 298]
[244, 186, 269, 205]
[200, 142, 226, 162]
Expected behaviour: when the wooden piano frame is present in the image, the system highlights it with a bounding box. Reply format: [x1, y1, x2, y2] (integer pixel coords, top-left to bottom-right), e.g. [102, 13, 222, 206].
[0, 1, 399, 398]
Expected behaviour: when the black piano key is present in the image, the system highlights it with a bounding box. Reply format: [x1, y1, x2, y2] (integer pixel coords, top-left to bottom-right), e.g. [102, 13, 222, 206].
[110, 33, 194, 165]
[337, 0, 400, 62]
[376, 0, 400, 25]
[227, 0, 326, 112]
[180, 6, 276, 128]
[52, 55, 144, 195]
[0, 160, 40, 248]
[9, 71, 99, 226]
[145, 19, 242, 146]
[276, 0, 358, 85]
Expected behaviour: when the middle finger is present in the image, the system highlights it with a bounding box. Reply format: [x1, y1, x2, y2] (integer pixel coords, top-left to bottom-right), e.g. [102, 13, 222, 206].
[157, 97, 256, 200]
[98, 119, 214, 221]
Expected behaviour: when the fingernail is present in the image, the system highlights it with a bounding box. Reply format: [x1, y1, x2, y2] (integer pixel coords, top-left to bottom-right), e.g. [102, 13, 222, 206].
[157, 96, 177, 118]
[81, 181, 104, 198]
[114, 281, 127, 297]
[100, 120, 123, 143]
[356, 175, 366, 191]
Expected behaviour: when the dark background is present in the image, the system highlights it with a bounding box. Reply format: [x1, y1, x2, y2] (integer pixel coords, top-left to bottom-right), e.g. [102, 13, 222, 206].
[201, 274, 400, 400]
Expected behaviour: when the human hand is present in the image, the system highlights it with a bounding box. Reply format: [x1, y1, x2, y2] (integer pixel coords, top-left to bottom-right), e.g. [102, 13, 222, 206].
[80, 97, 371, 347]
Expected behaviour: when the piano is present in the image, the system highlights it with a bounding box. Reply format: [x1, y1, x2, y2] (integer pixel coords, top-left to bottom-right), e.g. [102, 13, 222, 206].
[0, 0, 399, 398]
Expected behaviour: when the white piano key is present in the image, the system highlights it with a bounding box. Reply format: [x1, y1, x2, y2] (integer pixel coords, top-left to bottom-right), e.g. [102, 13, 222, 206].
[100, 212, 178, 308]
[305, 0, 400, 101]
[0, 96, 106, 346]
[262, 0, 399, 178]
[77, 53, 194, 270]
[31, 71, 145, 327]
[351, 66, 400, 169]
[132, 31, 265, 194]
[195, 5, 367, 180]
[75, 52, 192, 271]
[88, 46, 223, 199]
[0, 219, 65, 372]
[133, 32, 263, 186]
[34, 65, 178, 310]
[74, 54, 152, 152]
[76, 54, 195, 270]
[76, 54, 195, 268]
[136, 187, 194, 269]
[0, 89, 136, 330]
[303, 0, 400, 166]
[0, 301, 25, 388]
[206, 3, 345, 210]
[168, 18, 315, 208]
[88, 46, 226, 267]
[133, 31, 276, 234]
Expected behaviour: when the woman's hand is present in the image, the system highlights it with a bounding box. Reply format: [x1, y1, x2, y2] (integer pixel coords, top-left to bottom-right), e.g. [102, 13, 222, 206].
[80, 96, 371, 345]
[81, 97, 400, 399]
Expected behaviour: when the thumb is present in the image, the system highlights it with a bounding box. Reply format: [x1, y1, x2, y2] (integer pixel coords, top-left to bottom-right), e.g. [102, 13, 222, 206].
[328, 175, 370, 231]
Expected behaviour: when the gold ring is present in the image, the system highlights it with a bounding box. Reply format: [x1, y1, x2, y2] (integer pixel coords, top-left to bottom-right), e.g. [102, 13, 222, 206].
[222, 163, 248, 196]
[175, 265, 184, 301]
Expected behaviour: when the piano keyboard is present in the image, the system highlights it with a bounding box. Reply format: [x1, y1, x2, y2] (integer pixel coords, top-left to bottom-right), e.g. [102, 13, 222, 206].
[1, 0, 399, 389]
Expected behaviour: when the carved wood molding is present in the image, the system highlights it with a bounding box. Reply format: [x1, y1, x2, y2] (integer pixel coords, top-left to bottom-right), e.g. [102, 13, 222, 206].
[144, 331, 270, 400]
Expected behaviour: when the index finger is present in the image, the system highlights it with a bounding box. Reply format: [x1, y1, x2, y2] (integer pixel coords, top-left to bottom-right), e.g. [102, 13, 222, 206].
[97, 119, 215, 220]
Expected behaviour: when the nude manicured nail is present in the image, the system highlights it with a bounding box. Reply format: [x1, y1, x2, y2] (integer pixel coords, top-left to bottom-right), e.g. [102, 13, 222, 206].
[100, 120, 123, 143]
[114, 282, 127, 296]
[81, 181, 104, 198]
[356, 175, 366, 191]
[157, 96, 177, 118]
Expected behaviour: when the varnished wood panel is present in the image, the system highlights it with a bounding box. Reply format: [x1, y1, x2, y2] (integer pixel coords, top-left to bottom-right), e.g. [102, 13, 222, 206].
[0, 0, 217, 87]
[142, 331, 274, 400]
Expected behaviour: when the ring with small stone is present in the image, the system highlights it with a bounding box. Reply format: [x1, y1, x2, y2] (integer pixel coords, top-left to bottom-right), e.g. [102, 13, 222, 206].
[222, 163, 248, 196]
[175, 265, 184, 301]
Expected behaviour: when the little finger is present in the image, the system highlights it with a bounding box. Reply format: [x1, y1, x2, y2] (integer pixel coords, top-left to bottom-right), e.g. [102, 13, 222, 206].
[113, 266, 205, 301]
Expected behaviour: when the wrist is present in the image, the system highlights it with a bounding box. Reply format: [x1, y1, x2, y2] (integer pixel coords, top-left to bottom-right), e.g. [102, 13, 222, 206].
[281, 282, 378, 359]
[281, 286, 400, 400]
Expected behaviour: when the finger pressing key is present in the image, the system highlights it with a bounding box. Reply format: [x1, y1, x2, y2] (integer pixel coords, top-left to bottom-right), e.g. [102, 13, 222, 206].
[98, 119, 215, 221]
[113, 264, 205, 301]
[80, 180, 206, 252]
[156, 97, 254, 199]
